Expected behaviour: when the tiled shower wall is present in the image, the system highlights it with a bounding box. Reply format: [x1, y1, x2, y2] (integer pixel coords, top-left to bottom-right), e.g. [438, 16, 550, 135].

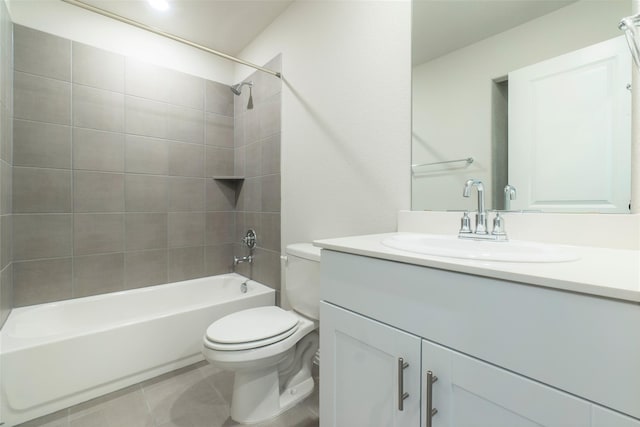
[233, 57, 282, 297]
[11, 25, 281, 307]
[0, 0, 13, 327]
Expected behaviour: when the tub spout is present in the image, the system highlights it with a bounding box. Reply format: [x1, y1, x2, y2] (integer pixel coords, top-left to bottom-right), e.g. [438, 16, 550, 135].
[233, 255, 253, 266]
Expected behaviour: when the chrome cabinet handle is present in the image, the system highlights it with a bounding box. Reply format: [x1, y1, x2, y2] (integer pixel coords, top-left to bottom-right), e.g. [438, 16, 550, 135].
[426, 370, 438, 427]
[398, 357, 410, 411]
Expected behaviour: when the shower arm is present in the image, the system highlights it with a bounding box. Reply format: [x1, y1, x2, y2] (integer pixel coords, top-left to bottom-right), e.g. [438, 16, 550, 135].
[60, 0, 282, 79]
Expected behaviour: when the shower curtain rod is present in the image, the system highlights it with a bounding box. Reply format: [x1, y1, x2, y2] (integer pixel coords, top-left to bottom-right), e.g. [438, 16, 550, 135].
[61, 0, 282, 79]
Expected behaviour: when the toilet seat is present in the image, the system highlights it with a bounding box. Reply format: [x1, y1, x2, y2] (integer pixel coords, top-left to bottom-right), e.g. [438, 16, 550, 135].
[205, 306, 300, 351]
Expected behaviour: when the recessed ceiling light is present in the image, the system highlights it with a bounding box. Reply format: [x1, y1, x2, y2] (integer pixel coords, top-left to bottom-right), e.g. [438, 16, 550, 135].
[147, 0, 169, 11]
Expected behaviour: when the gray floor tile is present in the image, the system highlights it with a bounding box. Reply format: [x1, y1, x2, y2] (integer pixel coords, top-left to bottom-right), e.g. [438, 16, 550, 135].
[18, 361, 319, 427]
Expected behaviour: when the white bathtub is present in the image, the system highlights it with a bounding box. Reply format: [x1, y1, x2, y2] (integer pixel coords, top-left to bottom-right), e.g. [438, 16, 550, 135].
[0, 273, 275, 426]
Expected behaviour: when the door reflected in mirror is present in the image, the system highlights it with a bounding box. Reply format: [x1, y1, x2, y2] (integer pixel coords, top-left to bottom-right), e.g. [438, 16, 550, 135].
[411, 0, 632, 213]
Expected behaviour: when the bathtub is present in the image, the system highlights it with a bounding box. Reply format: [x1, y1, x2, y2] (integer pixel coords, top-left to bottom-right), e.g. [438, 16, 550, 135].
[0, 273, 275, 426]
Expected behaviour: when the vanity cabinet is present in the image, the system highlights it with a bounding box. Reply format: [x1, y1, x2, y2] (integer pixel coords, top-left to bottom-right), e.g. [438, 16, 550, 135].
[320, 302, 421, 426]
[319, 249, 640, 427]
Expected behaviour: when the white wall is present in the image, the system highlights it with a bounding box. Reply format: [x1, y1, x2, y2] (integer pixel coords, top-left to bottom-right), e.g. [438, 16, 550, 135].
[7, 0, 233, 83]
[236, 0, 412, 249]
[412, 0, 631, 211]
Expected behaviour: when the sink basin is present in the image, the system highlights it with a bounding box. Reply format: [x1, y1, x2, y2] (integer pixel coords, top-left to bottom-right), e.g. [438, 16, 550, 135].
[381, 233, 579, 263]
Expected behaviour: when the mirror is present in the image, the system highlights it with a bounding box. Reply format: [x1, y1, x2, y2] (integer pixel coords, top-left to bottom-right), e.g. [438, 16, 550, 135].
[411, 0, 632, 213]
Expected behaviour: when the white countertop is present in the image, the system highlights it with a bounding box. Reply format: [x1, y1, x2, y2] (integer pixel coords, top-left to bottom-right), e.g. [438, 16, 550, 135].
[314, 233, 640, 303]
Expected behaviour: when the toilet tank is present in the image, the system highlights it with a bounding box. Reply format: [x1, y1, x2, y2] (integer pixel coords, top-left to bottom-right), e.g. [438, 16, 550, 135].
[285, 243, 321, 320]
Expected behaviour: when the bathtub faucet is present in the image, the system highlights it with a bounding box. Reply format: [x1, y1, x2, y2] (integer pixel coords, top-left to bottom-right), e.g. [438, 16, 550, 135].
[234, 229, 257, 267]
[233, 255, 253, 266]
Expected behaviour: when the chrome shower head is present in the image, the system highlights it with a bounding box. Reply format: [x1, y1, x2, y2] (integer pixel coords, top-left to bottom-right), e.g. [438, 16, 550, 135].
[230, 81, 253, 95]
[230, 81, 254, 109]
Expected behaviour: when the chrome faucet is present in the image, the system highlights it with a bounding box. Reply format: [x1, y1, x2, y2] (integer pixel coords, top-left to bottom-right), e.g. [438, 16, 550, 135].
[463, 179, 488, 234]
[234, 229, 257, 266]
[233, 254, 253, 266]
[459, 179, 508, 241]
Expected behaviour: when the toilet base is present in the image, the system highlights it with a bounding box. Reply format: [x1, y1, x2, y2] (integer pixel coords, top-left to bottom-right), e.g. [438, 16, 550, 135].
[229, 332, 319, 424]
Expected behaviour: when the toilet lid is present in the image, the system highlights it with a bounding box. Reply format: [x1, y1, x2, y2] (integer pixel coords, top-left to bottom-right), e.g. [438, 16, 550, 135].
[205, 306, 299, 345]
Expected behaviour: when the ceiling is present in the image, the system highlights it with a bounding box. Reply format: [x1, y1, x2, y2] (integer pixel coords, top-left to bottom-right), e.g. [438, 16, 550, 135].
[412, 0, 578, 66]
[78, 0, 293, 56]
[71, 0, 577, 67]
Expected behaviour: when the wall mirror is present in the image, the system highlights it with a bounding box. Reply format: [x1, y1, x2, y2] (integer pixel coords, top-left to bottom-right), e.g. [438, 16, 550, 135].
[411, 0, 632, 213]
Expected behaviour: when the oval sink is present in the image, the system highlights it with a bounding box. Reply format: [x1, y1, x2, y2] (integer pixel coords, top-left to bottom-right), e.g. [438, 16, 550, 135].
[381, 233, 579, 263]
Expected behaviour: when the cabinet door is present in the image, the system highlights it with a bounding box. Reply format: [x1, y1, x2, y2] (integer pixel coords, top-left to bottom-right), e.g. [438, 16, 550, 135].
[422, 340, 591, 427]
[320, 302, 421, 427]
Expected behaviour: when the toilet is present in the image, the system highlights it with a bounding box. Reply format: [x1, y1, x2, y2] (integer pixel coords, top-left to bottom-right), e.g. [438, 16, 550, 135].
[202, 243, 321, 424]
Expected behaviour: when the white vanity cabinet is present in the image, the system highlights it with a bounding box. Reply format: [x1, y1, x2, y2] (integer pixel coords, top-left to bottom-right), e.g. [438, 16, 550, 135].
[319, 249, 640, 427]
[320, 302, 421, 426]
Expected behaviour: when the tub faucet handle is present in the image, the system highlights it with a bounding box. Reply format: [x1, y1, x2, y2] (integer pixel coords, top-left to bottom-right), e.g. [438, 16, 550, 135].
[242, 229, 257, 249]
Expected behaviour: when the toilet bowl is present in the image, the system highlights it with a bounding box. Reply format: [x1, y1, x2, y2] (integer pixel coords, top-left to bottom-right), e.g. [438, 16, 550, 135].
[202, 243, 321, 424]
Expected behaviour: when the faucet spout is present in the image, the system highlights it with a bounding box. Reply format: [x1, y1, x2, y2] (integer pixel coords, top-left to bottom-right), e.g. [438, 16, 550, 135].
[463, 179, 487, 234]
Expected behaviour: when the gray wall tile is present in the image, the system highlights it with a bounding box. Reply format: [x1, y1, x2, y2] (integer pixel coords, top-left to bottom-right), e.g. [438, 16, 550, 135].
[125, 135, 169, 175]
[205, 212, 235, 245]
[0, 265, 12, 327]
[206, 180, 236, 212]
[168, 246, 204, 282]
[125, 213, 167, 251]
[73, 128, 124, 172]
[74, 213, 124, 255]
[205, 244, 233, 276]
[74, 171, 124, 212]
[0, 104, 12, 162]
[73, 85, 124, 132]
[205, 147, 233, 177]
[167, 105, 204, 144]
[206, 81, 233, 116]
[13, 119, 71, 169]
[1, 160, 12, 215]
[245, 142, 261, 178]
[205, 113, 233, 148]
[14, 25, 71, 81]
[168, 142, 204, 177]
[13, 167, 72, 213]
[261, 213, 281, 252]
[125, 175, 167, 212]
[259, 96, 281, 139]
[167, 70, 204, 110]
[239, 177, 261, 212]
[261, 174, 281, 213]
[261, 133, 281, 176]
[74, 253, 124, 297]
[72, 42, 124, 92]
[14, 72, 71, 125]
[255, 248, 281, 290]
[13, 214, 72, 260]
[234, 145, 245, 177]
[0, 214, 11, 268]
[168, 212, 204, 248]
[233, 115, 245, 148]
[125, 249, 167, 289]
[243, 107, 260, 145]
[126, 59, 204, 109]
[14, 258, 72, 306]
[168, 177, 204, 212]
[125, 96, 167, 139]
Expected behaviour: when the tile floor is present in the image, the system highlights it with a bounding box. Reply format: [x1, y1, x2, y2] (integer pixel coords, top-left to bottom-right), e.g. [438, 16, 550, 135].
[18, 361, 319, 427]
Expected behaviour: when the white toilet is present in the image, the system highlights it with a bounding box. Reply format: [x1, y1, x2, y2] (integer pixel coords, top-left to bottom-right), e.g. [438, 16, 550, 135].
[202, 243, 321, 424]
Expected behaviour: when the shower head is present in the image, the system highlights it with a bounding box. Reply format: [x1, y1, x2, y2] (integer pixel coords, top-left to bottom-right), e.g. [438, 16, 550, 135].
[230, 81, 253, 95]
[230, 81, 254, 110]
